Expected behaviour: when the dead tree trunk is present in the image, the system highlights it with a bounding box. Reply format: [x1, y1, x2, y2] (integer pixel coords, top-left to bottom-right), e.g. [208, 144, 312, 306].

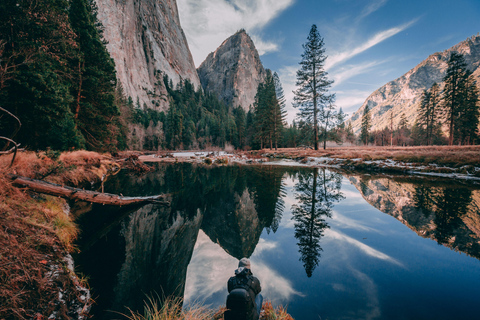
[8, 174, 169, 206]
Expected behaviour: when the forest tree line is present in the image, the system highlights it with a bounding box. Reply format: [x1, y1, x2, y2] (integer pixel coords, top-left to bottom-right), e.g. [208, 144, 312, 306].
[360, 52, 480, 147]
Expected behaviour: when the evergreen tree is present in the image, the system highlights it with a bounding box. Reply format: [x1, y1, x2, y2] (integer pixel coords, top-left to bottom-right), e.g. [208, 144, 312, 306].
[360, 105, 371, 145]
[0, 0, 84, 150]
[272, 72, 287, 150]
[441, 52, 468, 145]
[233, 106, 246, 149]
[454, 71, 479, 144]
[293, 24, 334, 150]
[69, 0, 118, 150]
[253, 69, 285, 149]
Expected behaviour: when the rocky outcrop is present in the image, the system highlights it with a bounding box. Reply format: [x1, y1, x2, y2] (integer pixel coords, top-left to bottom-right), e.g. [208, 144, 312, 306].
[197, 30, 267, 110]
[349, 35, 480, 133]
[95, 0, 200, 111]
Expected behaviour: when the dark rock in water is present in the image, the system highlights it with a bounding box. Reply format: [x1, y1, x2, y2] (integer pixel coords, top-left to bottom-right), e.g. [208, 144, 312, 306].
[202, 189, 264, 259]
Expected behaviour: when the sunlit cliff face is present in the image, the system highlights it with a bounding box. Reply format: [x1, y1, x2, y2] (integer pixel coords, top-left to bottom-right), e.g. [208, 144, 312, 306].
[197, 30, 267, 111]
[96, 0, 200, 111]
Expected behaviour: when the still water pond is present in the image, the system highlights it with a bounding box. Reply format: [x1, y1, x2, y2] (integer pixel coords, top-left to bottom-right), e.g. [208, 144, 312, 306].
[74, 163, 480, 319]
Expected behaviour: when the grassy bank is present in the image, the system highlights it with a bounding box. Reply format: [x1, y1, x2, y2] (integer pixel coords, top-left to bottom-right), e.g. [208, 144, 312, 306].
[123, 296, 294, 320]
[256, 145, 480, 166]
[253, 145, 480, 177]
[0, 151, 118, 319]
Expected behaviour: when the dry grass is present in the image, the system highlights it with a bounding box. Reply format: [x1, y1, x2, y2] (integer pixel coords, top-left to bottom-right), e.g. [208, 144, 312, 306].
[261, 301, 294, 320]
[256, 145, 480, 166]
[0, 171, 80, 319]
[0, 150, 120, 319]
[122, 296, 295, 320]
[122, 296, 222, 320]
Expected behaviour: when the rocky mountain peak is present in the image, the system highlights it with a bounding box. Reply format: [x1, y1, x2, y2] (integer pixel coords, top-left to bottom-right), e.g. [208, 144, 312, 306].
[348, 34, 480, 133]
[95, 0, 200, 110]
[197, 29, 267, 110]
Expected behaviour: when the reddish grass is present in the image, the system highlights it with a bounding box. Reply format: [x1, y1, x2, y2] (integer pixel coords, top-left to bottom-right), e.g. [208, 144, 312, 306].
[255, 145, 480, 166]
[0, 151, 119, 319]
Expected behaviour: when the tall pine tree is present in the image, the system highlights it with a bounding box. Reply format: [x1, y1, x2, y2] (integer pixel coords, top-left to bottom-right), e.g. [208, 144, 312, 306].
[442, 52, 468, 145]
[0, 0, 86, 150]
[294, 24, 334, 150]
[69, 0, 118, 150]
[360, 105, 371, 145]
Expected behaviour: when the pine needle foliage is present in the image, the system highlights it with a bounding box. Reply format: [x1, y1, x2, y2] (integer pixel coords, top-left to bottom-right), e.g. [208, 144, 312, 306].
[293, 24, 334, 150]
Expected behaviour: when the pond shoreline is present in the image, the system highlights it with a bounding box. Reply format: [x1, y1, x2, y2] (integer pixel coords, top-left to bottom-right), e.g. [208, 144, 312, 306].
[136, 146, 480, 183]
[2, 146, 479, 318]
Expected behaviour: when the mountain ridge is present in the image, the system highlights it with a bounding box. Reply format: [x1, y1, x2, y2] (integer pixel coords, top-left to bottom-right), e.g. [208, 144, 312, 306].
[348, 34, 480, 133]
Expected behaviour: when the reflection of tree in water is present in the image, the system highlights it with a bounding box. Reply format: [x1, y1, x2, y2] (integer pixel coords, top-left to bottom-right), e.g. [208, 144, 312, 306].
[291, 168, 344, 277]
[413, 185, 472, 245]
[248, 166, 287, 233]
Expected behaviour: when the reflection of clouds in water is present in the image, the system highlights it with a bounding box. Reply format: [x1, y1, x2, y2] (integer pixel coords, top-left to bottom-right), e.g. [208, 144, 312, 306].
[279, 176, 296, 229]
[184, 230, 237, 305]
[348, 268, 381, 320]
[330, 210, 378, 232]
[326, 230, 404, 267]
[252, 238, 277, 254]
[339, 189, 367, 205]
[184, 231, 303, 306]
[253, 239, 304, 304]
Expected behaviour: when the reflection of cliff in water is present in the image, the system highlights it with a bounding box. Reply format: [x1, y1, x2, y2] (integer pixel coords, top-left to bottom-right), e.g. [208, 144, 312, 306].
[348, 175, 480, 259]
[74, 163, 288, 317]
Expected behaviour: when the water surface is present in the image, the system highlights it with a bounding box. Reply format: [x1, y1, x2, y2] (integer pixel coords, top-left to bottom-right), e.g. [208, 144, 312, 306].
[74, 163, 480, 319]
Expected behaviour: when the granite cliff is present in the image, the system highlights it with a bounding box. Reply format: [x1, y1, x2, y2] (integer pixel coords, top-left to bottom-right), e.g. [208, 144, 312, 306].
[95, 0, 200, 111]
[197, 30, 267, 110]
[349, 35, 480, 133]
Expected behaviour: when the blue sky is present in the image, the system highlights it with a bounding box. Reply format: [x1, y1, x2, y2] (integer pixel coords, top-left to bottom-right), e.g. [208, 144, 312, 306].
[177, 0, 480, 123]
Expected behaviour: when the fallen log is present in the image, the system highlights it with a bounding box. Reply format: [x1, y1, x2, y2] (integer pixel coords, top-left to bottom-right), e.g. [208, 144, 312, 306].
[8, 174, 169, 206]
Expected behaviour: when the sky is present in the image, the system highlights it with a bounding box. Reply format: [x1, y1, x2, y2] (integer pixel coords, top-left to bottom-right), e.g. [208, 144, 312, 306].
[177, 0, 480, 123]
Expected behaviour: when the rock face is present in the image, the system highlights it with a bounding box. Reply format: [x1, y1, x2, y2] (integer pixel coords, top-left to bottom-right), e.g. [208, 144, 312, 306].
[349, 35, 480, 133]
[197, 30, 266, 110]
[95, 0, 200, 110]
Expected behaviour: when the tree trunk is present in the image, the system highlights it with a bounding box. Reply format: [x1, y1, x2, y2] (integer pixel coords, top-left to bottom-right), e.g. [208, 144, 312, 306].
[9, 174, 169, 206]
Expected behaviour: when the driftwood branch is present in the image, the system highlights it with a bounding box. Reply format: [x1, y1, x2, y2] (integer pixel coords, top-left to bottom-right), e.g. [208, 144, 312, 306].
[0, 137, 20, 167]
[8, 174, 169, 206]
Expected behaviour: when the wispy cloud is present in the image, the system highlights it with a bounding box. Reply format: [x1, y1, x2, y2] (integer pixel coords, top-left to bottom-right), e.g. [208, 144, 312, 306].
[326, 19, 418, 70]
[356, 0, 388, 22]
[331, 60, 384, 86]
[177, 0, 294, 66]
[334, 89, 373, 115]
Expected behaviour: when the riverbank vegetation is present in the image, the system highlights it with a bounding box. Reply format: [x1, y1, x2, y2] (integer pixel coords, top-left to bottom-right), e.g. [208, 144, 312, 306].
[123, 296, 294, 320]
[0, 151, 119, 319]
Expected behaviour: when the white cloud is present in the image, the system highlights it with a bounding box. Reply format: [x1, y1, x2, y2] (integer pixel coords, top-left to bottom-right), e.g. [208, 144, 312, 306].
[177, 0, 294, 66]
[326, 19, 418, 70]
[331, 61, 381, 86]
